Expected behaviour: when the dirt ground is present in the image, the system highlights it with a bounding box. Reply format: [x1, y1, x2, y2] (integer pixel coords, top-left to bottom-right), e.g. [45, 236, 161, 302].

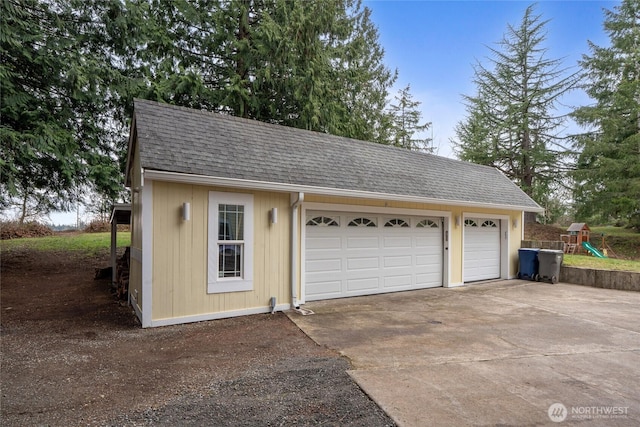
[523, 222, 566, 241]
[0, 248, 394, 426]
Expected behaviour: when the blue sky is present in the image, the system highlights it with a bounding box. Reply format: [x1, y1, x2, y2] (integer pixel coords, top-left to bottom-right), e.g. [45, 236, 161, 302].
[364, 0, 617, 158]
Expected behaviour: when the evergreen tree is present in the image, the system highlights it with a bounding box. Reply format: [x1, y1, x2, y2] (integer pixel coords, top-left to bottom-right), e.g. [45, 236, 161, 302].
[141, 0, 396, 142]
[0, 0, 148, 220]
[388, 84, 432, 151]
[571, 0, 640, 229]
[1, 0, 83, 218]
[1, 0, 398, 220]
[329, 2, 397, 143]
[452, 4, 579, 222]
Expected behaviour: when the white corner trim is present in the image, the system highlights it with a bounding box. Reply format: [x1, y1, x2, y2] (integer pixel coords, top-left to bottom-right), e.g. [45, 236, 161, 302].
[149, 304, 292, 328]
[141, 180, 153, 328]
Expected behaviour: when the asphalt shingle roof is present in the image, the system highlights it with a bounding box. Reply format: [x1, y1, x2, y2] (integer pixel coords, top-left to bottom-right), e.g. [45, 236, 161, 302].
[131, 99, 542, 211]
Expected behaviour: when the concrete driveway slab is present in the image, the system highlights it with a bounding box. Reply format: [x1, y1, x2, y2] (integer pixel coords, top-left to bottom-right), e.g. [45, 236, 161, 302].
[289, 281, 640, 426]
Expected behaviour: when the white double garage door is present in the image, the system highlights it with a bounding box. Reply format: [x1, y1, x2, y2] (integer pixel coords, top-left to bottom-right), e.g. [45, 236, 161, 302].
[304, 211, 501, 301]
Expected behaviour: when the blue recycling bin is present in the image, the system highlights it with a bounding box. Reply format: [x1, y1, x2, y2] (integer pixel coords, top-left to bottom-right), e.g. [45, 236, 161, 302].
[517, 248, 540, 280]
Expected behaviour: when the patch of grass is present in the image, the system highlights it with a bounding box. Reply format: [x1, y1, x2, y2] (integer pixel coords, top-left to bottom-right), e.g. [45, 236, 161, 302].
[1, 232, 131, 255]
[590, 226, 640, 238]
[563, 254, 640, 273]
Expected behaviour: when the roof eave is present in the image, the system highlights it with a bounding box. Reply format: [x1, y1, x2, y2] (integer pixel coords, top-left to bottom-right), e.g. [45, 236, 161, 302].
[109, 203, 132, 224]
[142, 169, 545, 213]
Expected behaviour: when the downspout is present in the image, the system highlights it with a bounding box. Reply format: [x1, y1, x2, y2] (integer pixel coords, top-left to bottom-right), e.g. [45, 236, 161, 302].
[290, 192, 304, 309]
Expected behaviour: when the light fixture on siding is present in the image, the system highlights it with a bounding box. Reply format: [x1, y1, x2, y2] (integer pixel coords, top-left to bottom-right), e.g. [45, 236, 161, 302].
[270, 207, 278, 224]
[455, 216, 461, 227]
[512, 218, 518, 229]
[182, 202, 191, 221]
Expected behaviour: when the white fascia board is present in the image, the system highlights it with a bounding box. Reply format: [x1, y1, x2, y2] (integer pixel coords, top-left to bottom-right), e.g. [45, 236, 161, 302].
[143, 169, 545, 213]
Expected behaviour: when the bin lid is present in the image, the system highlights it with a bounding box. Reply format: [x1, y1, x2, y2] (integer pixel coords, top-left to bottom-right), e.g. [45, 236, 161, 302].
[519, 248, 540, 252]
[539, 249, 563, 254]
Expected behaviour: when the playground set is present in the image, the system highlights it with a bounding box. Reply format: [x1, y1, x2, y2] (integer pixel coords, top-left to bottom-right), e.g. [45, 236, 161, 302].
[518, 223, 616, 284]
[560, 223, 615, 258]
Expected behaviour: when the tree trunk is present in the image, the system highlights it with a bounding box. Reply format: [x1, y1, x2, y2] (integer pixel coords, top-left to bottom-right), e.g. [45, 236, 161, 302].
[19, 193, 27, 224]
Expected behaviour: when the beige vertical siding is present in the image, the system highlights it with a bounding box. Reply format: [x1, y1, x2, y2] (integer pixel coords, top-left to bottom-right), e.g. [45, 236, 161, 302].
[145, 186, 525, 322]
[151, 182, 291, 322]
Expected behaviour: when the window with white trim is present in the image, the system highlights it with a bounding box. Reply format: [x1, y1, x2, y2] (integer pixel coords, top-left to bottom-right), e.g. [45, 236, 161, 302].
[208, 192, 253, 293]
[464, 219, 478, 227]
[481, 220, 498, 228]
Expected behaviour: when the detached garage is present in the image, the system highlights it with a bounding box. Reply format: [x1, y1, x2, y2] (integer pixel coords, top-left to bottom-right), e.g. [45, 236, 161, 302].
[125, 99, 543, 327]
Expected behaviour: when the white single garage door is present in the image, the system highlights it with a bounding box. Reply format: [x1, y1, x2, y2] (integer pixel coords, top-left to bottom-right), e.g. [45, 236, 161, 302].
[305, 211, 443, 301]
[463, 218, 501, 282]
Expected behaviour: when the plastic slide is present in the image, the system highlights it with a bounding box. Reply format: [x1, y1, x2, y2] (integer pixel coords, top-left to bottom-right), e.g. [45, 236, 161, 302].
[582, 241, 606, 258]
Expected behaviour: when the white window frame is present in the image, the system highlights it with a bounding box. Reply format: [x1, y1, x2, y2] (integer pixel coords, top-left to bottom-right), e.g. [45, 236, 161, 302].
[208, 192, 254, 293]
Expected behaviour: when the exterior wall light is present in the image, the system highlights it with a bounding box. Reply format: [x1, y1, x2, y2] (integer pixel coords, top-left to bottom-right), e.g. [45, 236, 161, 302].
[182, 202, 191, 221]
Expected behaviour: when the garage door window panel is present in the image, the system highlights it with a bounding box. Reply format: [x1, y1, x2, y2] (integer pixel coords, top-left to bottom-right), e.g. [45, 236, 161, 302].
[306, 216, 339, 226]
[384, 218, 409, 228]
[417, 219, 439, 228]
[348, 217, 377, 227]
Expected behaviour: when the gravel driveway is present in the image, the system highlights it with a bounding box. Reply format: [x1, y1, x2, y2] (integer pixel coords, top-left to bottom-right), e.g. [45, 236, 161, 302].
[1, 248, 394, 426]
